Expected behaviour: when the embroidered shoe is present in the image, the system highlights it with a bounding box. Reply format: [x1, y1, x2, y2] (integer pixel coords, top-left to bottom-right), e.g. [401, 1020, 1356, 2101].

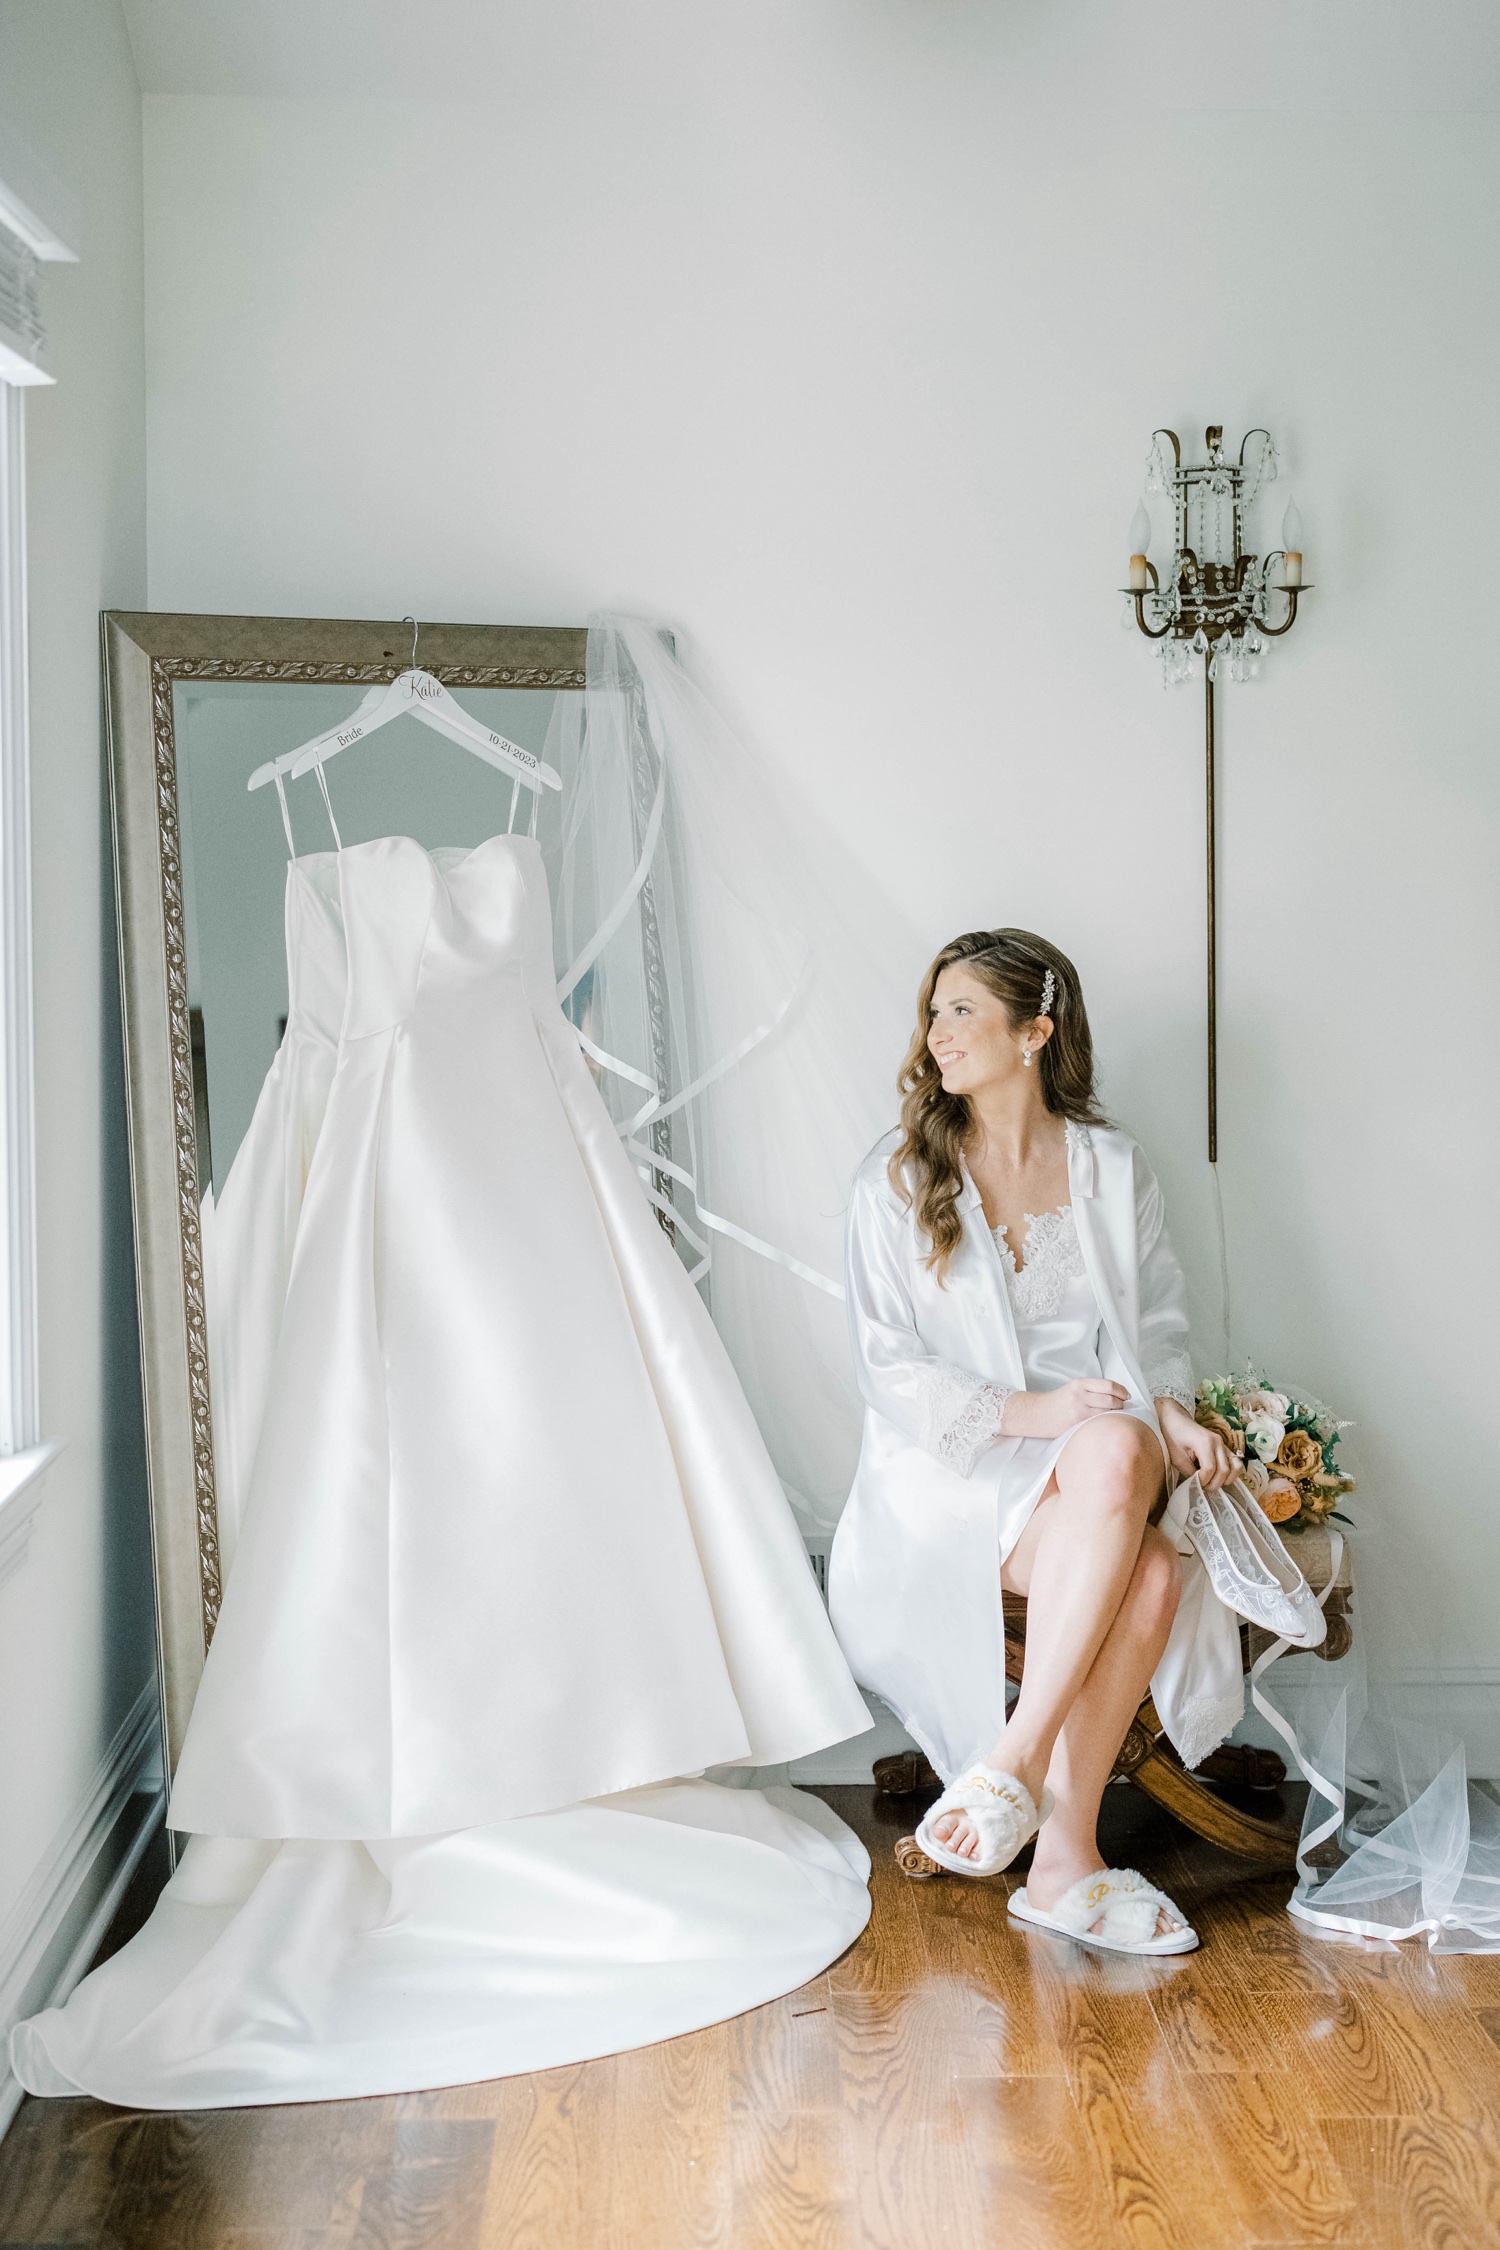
[1176, 1473, 1327, 1647]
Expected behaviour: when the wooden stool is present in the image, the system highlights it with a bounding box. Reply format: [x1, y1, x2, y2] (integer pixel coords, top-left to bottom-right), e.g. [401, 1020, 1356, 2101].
[886, 1520, 1352, 1875]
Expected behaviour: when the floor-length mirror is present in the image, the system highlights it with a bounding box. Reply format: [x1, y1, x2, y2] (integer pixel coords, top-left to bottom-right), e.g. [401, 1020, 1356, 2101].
[103, 614, 587, 1771]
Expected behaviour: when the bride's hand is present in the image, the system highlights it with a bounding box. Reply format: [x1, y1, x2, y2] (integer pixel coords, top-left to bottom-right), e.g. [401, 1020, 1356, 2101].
[1001, 1379, 1130, 1441]
[1156, 1398, 1235, 1491]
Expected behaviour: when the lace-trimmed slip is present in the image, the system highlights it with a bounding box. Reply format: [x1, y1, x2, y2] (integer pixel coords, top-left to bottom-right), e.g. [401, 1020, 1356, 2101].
[991, 1205, 1084, 1323]
[1008, 1866, 1198, 1956]
[913, 1762, 1052, 1878]
[993, 1207, 1196, 1411]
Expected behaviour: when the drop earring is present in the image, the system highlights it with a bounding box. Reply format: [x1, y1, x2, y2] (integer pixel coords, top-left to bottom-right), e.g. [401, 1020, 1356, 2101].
[1022, 1045, 1033, 1068]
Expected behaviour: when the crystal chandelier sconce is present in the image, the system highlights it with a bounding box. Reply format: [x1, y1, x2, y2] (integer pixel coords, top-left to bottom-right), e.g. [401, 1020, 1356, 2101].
[1123, 425, 1311, 1162]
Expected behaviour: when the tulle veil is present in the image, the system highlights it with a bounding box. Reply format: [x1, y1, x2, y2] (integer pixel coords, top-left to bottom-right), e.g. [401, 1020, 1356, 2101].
[537, 612, 1500, 1951]
[535, 614, 910, 1534]
[1250, 1455, 1500, 1952]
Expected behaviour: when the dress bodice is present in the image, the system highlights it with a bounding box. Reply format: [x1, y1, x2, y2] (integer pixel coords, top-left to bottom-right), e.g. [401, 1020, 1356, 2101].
[992, 1204, 1104, 1392]
[336, 833, 540, 1041]
[283, 857, 347, 1048]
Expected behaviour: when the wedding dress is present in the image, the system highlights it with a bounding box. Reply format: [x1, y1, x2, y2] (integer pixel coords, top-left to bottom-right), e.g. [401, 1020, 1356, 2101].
[12, 827, 872, 2107]
[201, 852, 344, 1574]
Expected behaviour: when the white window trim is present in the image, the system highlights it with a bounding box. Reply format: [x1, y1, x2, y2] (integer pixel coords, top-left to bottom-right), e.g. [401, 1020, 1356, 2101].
[0, 1441, 62, 1593]
[0, 158, 75, 1581]
[0, 381, 39, 1463]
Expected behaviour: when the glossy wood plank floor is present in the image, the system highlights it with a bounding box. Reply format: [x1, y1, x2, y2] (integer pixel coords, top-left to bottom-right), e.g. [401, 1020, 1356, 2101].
[4, 1785, 1500, 2250]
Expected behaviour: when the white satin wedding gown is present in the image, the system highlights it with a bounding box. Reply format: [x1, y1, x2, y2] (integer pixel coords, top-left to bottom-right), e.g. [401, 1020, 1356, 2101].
[201, 852, 345, 1574]
[13, 830, 871, 2108]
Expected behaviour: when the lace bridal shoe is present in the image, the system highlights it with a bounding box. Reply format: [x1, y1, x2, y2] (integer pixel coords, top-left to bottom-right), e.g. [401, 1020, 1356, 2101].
[1175, 1473, 1327, 1648]
[1009, 1868, 1199, 1957]
[914, 1764, 1053, 1878]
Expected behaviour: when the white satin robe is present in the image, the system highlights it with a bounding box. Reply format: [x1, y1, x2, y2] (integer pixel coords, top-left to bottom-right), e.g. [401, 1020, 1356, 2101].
[829, 1122, 1245, 1780]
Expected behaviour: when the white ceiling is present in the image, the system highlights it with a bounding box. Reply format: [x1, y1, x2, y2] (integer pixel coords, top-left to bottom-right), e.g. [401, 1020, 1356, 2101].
[120, 0, 1500, 110]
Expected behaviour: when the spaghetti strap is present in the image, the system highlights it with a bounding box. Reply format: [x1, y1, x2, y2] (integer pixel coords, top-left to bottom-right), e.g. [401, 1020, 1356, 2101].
[314, 762, 344, 851]
[272, 773, 298, 860]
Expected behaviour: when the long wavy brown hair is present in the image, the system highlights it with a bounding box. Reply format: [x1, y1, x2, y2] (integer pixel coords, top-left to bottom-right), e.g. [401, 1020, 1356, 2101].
[889, 928, 1109, 1279]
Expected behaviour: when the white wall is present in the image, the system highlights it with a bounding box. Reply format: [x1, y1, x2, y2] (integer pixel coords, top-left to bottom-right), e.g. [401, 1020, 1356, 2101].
[0, 0, 155, 1950]
[140, 17, 1500, 1689]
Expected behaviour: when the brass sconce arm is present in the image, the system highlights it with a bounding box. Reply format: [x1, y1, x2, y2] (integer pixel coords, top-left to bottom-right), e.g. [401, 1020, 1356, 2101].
[1254, 554, 1308, 637]
[1123, 562, 1174, 640]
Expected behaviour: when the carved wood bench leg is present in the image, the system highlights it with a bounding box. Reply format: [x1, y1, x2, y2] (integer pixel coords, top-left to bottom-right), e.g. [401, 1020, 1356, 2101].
[894, 1836, 942, 1878]
[1127, 1746, 1299, 1867]
[1118, 1697, 1299, 1866]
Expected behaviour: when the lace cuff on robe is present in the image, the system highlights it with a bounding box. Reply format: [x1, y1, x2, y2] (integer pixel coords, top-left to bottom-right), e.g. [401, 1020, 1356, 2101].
[1144, 1351, 1195, 1414]
[920, 1365, 1015, 1478]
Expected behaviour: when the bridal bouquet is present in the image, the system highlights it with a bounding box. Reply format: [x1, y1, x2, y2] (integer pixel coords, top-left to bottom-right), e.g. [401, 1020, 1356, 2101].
[1193, 1371, 1354, 1532]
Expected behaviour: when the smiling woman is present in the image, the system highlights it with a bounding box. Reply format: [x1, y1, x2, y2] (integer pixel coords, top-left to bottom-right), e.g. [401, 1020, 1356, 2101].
[829, 927, 1248, 1955]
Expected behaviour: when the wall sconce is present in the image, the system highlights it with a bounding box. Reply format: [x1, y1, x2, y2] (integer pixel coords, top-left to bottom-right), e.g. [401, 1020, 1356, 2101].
[1124, 425, 1310, 1162]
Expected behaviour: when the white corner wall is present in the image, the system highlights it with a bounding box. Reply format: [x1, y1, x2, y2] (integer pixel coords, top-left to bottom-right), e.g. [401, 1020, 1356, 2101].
[0, 0, 157, 2064]
[139, 26, 1500, 1713]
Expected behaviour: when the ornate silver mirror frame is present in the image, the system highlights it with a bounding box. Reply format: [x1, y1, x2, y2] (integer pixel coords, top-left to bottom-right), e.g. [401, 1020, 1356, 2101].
[102, 612, 587, 1777]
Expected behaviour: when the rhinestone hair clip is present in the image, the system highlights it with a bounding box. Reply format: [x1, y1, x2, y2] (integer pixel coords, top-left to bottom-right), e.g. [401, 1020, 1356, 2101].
[1039, 968, 1056, 1018]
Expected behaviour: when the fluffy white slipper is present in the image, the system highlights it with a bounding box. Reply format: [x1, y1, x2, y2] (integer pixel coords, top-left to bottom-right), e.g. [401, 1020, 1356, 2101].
[1009, 1866, 1198, 1955]
[913, 1765, 1051, 1878]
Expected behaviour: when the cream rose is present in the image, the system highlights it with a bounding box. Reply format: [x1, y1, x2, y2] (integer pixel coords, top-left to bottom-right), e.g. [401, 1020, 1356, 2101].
[1238, 1458, 1271, 1498]
[1245, 1412, 1287, 1463]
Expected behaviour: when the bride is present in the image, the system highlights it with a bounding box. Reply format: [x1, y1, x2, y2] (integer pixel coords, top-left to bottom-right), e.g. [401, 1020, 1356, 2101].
[830, 928, 1236, 1957]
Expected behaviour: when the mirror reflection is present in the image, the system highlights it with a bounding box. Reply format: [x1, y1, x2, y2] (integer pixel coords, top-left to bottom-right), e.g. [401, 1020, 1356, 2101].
[174, 680, 576, 1200]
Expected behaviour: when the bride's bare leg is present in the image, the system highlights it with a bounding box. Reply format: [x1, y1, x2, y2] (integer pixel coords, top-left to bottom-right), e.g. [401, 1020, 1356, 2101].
[931, 1415, 1167, 1855]
[1022, 1526, 1182, 1932]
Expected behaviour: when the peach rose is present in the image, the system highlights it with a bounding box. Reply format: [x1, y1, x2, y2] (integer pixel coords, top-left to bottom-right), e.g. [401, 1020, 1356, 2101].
[1195, 1407, 1245, 1455]
[1274, 1430, 1323, 1483]
[1259, 1480, 1302, 1524]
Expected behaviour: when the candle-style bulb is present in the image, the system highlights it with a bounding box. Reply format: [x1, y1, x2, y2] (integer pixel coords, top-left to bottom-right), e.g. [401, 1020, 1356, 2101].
[1281, 497, 1304, 552]
[1128, 501, 1152, 554]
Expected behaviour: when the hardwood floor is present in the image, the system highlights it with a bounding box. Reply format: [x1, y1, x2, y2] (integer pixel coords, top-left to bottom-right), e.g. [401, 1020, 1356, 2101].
[3, 1784, 1500, 2249]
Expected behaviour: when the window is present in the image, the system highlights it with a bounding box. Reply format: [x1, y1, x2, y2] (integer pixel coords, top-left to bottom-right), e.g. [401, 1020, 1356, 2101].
[0, 176, 73, 1573]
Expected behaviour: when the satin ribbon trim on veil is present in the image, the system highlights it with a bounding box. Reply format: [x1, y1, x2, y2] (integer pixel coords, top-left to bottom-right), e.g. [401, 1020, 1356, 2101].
[563, 803, 844, 1300]
[554, 751, 667, 1007]
[1242, 1527, 1419, 1936]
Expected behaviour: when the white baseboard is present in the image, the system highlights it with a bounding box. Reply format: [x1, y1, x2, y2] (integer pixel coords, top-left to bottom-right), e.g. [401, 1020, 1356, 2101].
[0, 1676, 164, 2142]
[789, 1690, 919, 1785]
